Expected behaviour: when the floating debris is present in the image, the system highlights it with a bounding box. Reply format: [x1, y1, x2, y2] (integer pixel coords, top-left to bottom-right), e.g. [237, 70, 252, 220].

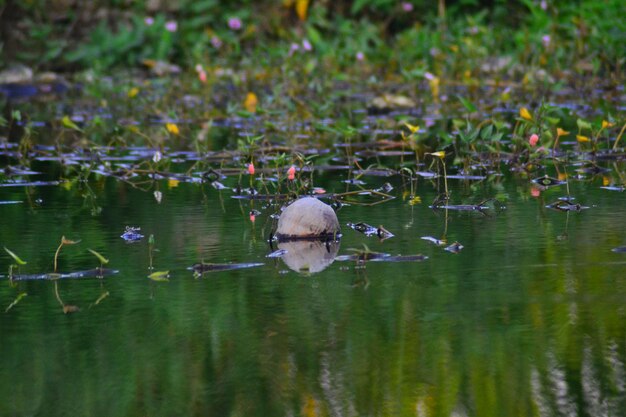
[342, 178, 367, 185]
[190, 262, 264, 274]
[0, 180, 61, 187]
[421, 236, 447, 246]
[444, 242, 464, 253]
[346, 222, 395, 240]
[545, 200, 589, 211]
[336, 251, 427, 263]
[6, 268, 118, 281]
[611, 246, 626, 253]
[601, 185, 625, 192]
[531, 175, 566, 187]
[121, 226, 145, 242]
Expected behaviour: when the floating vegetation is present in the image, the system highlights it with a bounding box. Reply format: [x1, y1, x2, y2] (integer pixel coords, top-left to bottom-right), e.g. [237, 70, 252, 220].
[430, 197, 505, 213]
[346, 222, 394, 240]
[444, 242, 465, 254]
[601, 185, 625, 192]
[531, 176, 566, 188]
[336, 251, 427, 263]
[421, 236, 447, 246]
[148, 270, 170, 282]
[6, 268, 119, 281]
[121, 226, 144, 242]
[545, 199, 590, 212]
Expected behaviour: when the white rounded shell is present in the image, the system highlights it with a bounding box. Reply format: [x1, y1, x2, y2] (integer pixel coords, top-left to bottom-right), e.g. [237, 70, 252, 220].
[276, 197, 340, 239]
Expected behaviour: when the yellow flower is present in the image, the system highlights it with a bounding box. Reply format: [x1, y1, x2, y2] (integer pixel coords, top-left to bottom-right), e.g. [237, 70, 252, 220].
[128, 87, 139, 98]
[166, 123, 179, 135]
[556, 127, 569, 137]
[519, 107, 533, 121]
[428, 151, 446, 158]
[403, 122, 420, 134]
[601, 120, 615, 130]
[168, 178, 180, 188]
[576, 135, 590, 143]
[244, 92, 258, 113]
[295, 0, 309, 21]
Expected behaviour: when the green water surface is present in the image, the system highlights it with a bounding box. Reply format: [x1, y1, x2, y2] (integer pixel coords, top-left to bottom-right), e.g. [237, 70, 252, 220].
[1, 169, 625, 417]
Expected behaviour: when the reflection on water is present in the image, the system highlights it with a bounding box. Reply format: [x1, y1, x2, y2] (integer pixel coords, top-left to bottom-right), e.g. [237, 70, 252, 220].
[1, 173, 625, 417]
[277, 240, 340, 274]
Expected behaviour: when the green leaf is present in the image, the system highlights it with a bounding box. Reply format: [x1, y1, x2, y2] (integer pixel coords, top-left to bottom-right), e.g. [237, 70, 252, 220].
[457, 96, 477, 113]
[576, 118, 592, 131]
[61, 115, 83, 132]
[148, 271, 170, 282]
[480, 124, 494, 140]
[87, 249, 109, 265]
[4, 247, 27, 265]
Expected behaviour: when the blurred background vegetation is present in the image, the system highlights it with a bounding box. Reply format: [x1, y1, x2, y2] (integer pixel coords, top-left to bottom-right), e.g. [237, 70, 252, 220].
[0, 0, 624, 75]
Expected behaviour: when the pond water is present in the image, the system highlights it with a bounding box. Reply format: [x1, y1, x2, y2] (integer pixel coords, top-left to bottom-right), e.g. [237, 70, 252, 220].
[1, 159, 625, 416]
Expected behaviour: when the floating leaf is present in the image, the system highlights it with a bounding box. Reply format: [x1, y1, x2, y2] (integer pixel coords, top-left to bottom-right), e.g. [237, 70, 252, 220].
[87, 249, 109, 265]
[4, 247, 27, 265]
[531, 176, 565, 187]
[148, 271, 170, 281]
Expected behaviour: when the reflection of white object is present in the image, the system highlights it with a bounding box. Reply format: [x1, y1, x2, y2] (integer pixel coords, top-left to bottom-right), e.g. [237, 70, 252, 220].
[277, 240, 340, 274]
[276, 197, 340, 239]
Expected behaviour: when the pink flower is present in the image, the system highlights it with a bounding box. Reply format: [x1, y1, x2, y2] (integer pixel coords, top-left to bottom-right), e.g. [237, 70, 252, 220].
[228, 17, 242, 30]
[356, 51, 365, 61]
[165, 21, 177, 32]
[289, 43, 300, 56]
[531, 187, 541, 198]
[247, 163, 255, 175]
[198, 70, 207, 83]
[542, 35, 551, 48]
[145, 17, 155, 26]
[402, 2, 414, 12]
[287, 165, 296, 181]
[529, 133, 539, 147]
[302, 39, 312, 51]
[249, 212, 256, 223]
[210, 36, 222, 49]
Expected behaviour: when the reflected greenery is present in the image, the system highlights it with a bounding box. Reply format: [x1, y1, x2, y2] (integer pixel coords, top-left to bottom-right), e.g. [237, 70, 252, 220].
[1, 169, 625, 416]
